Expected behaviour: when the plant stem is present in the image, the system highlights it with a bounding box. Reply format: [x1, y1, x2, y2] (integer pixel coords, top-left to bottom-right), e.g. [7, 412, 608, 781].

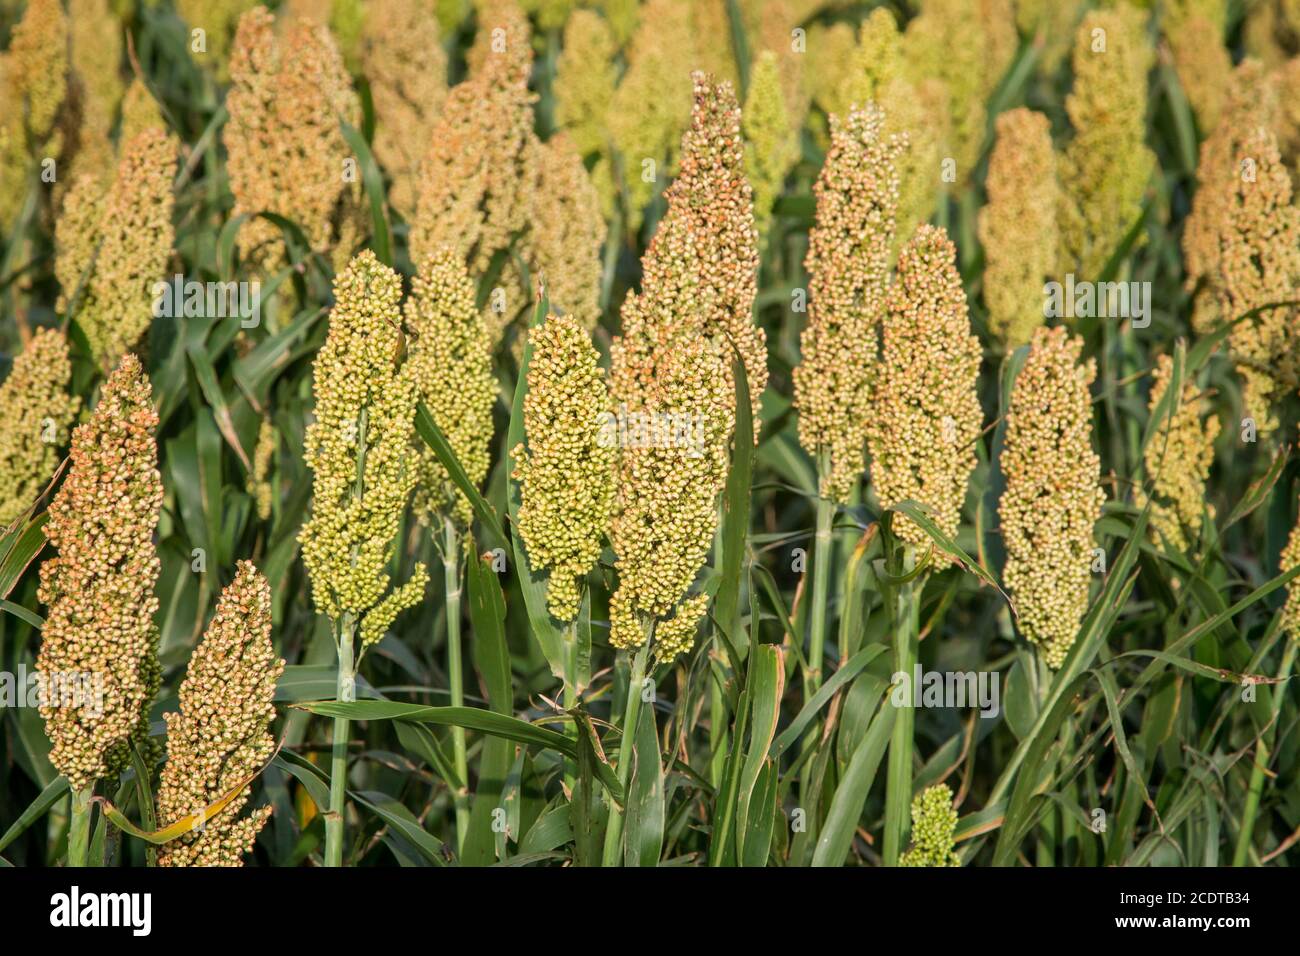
[883, 545, 919, 866]
[443, 516, 470, 853]
[807, 489, 835, 695]
[67, 784, 93, 868]
[601, 641, 649, 866]
[1232, 639, 1298, 866]
[324, 614, 356, 868]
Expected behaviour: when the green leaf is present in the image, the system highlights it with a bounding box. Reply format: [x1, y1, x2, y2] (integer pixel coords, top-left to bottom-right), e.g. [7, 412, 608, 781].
[0, 775, 68, 854]
[462, 542, 515, 865]
[414, 402, 508, 551]
[293, 700, 574, 755]
[890, 499, 1013, 610]
[0, 513, 47, 599]
[339, 120, 392, 266]
[623, 703, 665, 867]
[352, 790, 447, 865]
[736, 644, 783, 864]
[812, 697, 897, 866]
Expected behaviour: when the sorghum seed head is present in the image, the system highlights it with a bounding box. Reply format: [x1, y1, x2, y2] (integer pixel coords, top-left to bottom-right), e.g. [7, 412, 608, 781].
[0, 329, 81, 527]
[902, 0, 1016, 186]
[0, 0, 68, 228]
[118, 77, 165, 150]
[899, 783, 960, 867]
[607, 0, 695, 231]
[177, 0, 258, 82]
[1183, 59, 1279, 336]
[225, 8, 360, 270]
[867, 225, 983, 557]
[1164, 0, 1231, 134]
[608, 213, 731, 658]
[795, 104, 905, 503]
[1279, 502, 1300, 640]
[978, 108, 1059, 349]
[361, 0, 448, 220]
[662, 71, 765, 436]
[300, 251, 428, 636]
[1135, 353, 1220, 554]
[1057, 4, 1155, 280]
[525, 135, 606, 334]
[411, 8, 538, 282]
[250, 417, 277, 521]
[742, 50, 797, 245]
[513, 313, 616, 622]
[156, 561, 283, 867]
[554, 9, 618, 160]
[404, 248, 497, 528]
[998, 326, 1105, 670]
[77, 127, 178, 369]
[64, 0, 123, 184]
[37, 354, 162, 793]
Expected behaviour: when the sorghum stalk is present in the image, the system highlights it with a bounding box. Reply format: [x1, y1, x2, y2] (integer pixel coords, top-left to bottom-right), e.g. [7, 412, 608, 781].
[67, 786, 93, 868]
[1233, 640, 1298, 866]
[601, 639, 649, 867]
[325, 612, 356, 869]
[806, 477, 835, 696]
[883, 541, 920, 867]
[442, 517, 470, 850]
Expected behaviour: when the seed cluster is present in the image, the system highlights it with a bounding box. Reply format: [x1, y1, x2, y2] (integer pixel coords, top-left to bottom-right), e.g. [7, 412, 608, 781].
[794, 105, 904, 503]
[1058, 5, 1156, 279]
[64, 0, 123, 187]
[361, 0, 447, 220]
[742, 51, 796, 246]
[1183, 60, 1278, 336]
[999, 327, 1105, 669]
[1280, 505, 1300, 641]
[513, 314, 616, 621]
[527, 136, 607, 333]
[1136, 354, 1221, 554]
[902, 0, 1016, 187]
[250, 417, 277, 521]
[663, 71, 765, 437]
[0, 0, 68, 229]
[899, 783, 960, 867]
[554, 9, 617, 161]
[867, 225, 982, 556]
[608, 0, 695, 231]
[1219, 126, 1299, 438]
[609, 214, 731, 656]
[810, 11, 940, 253]
[1164, 0, 1232, 134]
[225, 8, 360, 270]
[978, 108, 1059, 349]
[411, 9, 537, 284]
[404, 248, 498, 527]
[300, 251, 428, 642]
[0, 329, 81, 527]
[72, 127, 178, 368]
[37, 355, 162, 793]
[156, 561, 284, 867]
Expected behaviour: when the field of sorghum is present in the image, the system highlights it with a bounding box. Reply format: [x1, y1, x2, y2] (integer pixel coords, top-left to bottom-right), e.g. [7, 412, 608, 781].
[0, 0, 1298, 870]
